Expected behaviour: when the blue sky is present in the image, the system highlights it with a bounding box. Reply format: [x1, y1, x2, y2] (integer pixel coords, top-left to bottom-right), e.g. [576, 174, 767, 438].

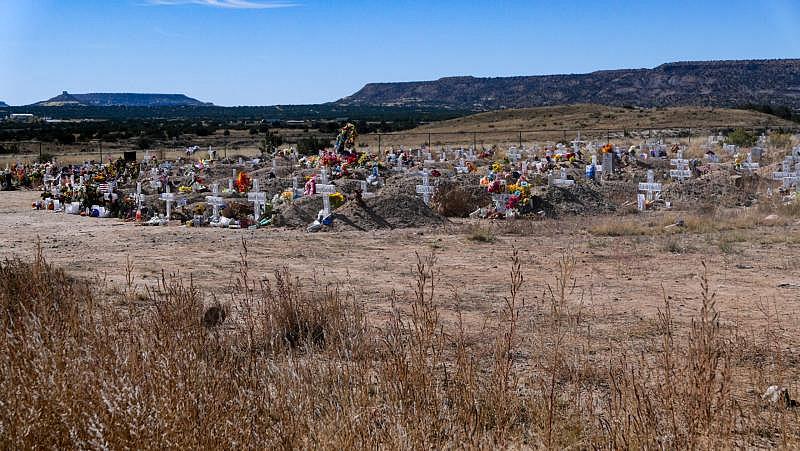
[1, 0, 799, 106]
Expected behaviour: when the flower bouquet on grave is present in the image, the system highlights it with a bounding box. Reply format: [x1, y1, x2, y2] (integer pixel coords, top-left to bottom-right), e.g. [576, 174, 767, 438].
[178, 186, 193, 194]
[235, 172, 251, 193]
[492, 161, 505, 173]
[487, 179, 503, 194]
[329, 192, 345, 209]
[320, 152, 341, 168]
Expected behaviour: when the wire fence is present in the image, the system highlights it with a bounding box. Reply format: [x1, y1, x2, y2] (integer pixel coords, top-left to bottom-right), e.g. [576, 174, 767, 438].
[2, 124, 799, 165]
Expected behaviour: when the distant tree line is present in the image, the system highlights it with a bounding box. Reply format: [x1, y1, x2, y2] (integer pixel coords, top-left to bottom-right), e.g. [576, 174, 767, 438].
[737, 103, 800, 123]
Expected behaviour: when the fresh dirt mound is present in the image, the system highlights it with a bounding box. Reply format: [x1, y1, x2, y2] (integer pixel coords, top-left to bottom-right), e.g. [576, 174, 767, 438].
[662, 172, 761, 208]
[273, 196, 324, 228]
[531, 182, 616, 217]
[431, 174, 491, 217]
[332, 194, 448, 231]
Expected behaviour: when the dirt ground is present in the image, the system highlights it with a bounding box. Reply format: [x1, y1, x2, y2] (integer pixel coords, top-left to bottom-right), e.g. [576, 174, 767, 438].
[3, 189, 799, 334]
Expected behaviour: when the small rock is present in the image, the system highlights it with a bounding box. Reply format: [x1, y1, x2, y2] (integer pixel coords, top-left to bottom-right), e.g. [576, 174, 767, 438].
[764, 214, 780, 222]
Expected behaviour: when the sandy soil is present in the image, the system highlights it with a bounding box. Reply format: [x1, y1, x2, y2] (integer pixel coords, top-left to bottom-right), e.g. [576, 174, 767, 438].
[3, 189, 799, 333]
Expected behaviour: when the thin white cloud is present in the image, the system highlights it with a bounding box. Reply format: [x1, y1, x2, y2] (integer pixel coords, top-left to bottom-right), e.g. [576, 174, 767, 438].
[146, 0, 297, 9]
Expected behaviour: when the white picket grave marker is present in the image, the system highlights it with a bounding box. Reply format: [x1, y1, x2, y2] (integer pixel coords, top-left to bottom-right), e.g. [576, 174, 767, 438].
[160, 185, 176, 221]
[316, 168, 337, 217]
[637, 170, 662, 210]
[206, 183, 225, 221]
[272, 158, 278, 175]
[455, 158, 468, 174]
[723, 144, 738, 155]
[247, 179, 268, 220]
[550, 168, 575, 187]
[740, 153, 760, 173]
[415, 169, 435, 205]
[669, 149, 692, 181]
[507, 147, 522, 163]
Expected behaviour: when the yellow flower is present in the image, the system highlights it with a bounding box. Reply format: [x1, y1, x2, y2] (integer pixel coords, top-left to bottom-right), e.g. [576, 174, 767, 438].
[329, 192, 345, 209]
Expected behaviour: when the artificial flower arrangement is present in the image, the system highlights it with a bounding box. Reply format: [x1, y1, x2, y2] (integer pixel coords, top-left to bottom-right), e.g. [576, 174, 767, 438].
[235, 171, 251, 193]
[328, 192, 346, 209]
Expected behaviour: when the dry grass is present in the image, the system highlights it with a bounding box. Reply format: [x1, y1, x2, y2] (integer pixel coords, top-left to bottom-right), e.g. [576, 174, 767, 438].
[1, 241, 799, 448]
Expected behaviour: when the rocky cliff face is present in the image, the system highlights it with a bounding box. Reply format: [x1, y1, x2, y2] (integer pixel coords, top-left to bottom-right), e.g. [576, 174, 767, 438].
[338, 59, 800, 110]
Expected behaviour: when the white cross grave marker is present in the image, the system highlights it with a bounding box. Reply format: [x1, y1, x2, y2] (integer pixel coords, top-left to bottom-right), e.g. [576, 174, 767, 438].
[739, 153, 760, 173]
[160, 185, 176, 221]
[637, 169, 662, 210]
[669, 149, 692, 181]
[550, 168, 575, 187]
[360, 181, 375, 199]
[316, 168, 337, 217]
[206, 183, 226, 221]
[455, 158, 468, 174]
[415, 169, 435, 205]
[247, 179, 268, 220]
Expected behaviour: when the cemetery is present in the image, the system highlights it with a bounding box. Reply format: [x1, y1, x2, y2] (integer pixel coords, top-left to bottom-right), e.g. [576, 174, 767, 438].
[5, 124, 799, 233]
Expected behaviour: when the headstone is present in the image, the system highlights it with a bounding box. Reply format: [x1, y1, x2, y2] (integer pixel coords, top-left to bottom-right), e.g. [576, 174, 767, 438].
[160, 185, 176, 221]
[602, 152, 614, 177]
[415, 169, 435, 205]
[750, 147, 763, 162]
[507, 148, 522, 163]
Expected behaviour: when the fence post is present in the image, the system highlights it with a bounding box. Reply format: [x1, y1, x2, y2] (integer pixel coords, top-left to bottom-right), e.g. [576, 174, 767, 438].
[518, 131, 522, 148]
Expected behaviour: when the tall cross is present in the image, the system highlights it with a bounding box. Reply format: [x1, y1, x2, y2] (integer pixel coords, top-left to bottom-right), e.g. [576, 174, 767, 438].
[206, 183, 225, 221]
[415, 169, 435, 205]
[247, 179, 267, 220]
[160, 185, 176, 221]
[316, 168, 337, 217]
[637, 169, 662, 208]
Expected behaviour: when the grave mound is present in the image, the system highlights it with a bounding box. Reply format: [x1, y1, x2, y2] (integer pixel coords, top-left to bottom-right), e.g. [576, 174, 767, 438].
[662, 172, 760, 208]
[273, 195, 324, 228]
[533, 182, 616, 217]
[332, 193, 448, 231]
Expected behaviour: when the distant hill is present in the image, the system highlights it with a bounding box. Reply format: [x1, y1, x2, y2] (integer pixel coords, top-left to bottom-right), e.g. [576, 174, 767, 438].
[34, 91, 213, 107]
[339, 59, 800, 110]
[360, 104, 799, 147]
[0, 101, 8, 108]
